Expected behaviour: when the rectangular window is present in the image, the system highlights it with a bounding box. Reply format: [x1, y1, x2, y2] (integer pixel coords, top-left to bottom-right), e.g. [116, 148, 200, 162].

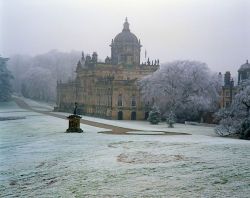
[118, 94, 122, 106]
[131, 95, 136, 107]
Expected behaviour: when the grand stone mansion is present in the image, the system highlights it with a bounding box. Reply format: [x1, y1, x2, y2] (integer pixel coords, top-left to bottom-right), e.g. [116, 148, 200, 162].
[56, 18, 159, 120]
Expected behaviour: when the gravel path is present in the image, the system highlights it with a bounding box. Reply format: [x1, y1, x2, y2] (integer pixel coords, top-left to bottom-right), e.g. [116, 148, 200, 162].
[13, 97, 138, 134]
[13, 97, 188, 135]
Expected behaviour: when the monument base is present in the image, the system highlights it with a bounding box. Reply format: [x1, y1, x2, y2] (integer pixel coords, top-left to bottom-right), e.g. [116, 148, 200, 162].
[66, 114, 83, 133]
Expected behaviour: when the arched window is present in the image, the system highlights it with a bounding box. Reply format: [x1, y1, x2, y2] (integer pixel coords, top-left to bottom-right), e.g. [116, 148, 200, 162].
[118, 94, 122, 106]
[118, 111, 123, 120]
[131, 95, 136, 106]
[131, 111, 136, 120]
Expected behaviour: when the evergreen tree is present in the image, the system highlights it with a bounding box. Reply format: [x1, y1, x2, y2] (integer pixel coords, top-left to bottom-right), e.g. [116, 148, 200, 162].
[166, 111, 176, 128]
[148, 104, 161, 124]
[0, 56, 13, 101]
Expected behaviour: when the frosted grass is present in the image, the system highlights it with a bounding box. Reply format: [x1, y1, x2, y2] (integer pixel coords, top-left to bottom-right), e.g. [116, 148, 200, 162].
[0, 101, 249, 197]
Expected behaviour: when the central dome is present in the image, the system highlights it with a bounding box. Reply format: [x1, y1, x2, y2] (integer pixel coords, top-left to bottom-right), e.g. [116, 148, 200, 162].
[113, 18, 139, 44]
[114, 18, 139, 44]
[110, 18, 141, 66]
[114, 31, 139, 43]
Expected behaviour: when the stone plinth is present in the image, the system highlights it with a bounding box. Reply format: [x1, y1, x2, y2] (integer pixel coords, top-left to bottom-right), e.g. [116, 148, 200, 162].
[66, 114, 83, 133]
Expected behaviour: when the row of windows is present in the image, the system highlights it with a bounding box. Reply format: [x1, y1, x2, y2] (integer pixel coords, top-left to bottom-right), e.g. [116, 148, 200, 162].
[96, 94, 112, 106]
[117, 111, 136, 120]
[95, 88, 112, 95]
[224, 91, 237, 97]
[118, 94, 136, 107]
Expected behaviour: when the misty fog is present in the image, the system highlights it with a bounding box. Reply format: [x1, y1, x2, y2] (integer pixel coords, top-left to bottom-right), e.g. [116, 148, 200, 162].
[1, 0, 249, 76]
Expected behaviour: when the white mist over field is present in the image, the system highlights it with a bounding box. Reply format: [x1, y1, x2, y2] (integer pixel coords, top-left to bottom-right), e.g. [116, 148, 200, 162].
[1, 0, 250, 75]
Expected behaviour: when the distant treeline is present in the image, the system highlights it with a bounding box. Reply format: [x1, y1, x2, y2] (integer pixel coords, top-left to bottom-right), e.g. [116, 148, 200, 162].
[7, 50, 81, 102]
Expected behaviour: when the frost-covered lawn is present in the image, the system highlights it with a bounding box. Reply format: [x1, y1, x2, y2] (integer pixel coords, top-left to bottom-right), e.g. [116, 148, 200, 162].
[0, 101, 249, 197]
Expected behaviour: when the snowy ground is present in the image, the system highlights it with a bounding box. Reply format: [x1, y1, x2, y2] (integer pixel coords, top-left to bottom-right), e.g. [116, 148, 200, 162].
[0, 100, 250, 197]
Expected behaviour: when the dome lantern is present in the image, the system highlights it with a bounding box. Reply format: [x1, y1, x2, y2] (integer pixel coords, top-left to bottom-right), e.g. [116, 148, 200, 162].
[110, 18, 141, 66]
[123, 17, 130, 32]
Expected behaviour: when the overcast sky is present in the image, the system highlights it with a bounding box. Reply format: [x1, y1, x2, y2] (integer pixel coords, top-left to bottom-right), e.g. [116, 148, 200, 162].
[1, 0, 249, 75]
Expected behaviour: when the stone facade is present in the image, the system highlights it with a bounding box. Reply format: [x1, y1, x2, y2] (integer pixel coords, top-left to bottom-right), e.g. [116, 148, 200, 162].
[220, 60, 250, 108]
[238, 60, 250, 85]
[220, 71, 237, 108]
[56, 18, 159, 120]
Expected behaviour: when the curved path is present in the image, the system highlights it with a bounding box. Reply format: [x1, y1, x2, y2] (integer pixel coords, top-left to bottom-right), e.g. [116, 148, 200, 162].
[13, 97, 140, 134]
[13, 97, 188, 135]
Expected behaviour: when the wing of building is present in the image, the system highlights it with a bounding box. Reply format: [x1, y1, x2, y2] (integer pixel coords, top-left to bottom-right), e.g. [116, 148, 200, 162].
[220, 60, 250, 108]
[56, 18, 159, 120]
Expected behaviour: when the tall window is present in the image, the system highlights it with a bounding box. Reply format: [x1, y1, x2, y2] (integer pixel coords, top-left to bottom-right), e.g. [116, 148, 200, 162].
[118, 94, 122, 106]
[131, 95, 136, 106]
[225, 101, 230, 108]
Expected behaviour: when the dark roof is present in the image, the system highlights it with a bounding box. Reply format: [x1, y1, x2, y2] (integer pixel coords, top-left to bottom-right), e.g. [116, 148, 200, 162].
[114, 31, 139, 44]
[238, 60, 250, 71]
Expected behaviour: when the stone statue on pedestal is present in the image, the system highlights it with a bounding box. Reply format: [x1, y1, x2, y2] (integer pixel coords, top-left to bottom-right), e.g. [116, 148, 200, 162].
[73, 102, 78, 115]
[66, 102, 83, 133]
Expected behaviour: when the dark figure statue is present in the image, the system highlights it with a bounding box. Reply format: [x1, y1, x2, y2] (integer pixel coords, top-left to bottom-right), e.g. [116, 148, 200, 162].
[147, 58, 150, 65]
[66, 102, 83, 133]
[105, 56, 111, 64]
[92, 52, 98, 63]
[73, 102, 78, 115]
[85, 55, 91, 65]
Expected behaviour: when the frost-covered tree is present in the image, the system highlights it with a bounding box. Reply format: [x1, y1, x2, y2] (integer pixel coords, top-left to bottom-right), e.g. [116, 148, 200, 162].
[166, 111, 176, 128]
[148, 104, 161, 124]
[139, 60, 221, 122]
[215, 81, 250, 139]
[7, 50, 81, 101]
[21, 67, 56, 102]
[0, 56, 13, 101]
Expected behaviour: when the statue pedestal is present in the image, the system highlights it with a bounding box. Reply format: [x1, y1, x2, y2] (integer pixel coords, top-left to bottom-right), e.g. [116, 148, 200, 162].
[66, 114, 83, 133]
